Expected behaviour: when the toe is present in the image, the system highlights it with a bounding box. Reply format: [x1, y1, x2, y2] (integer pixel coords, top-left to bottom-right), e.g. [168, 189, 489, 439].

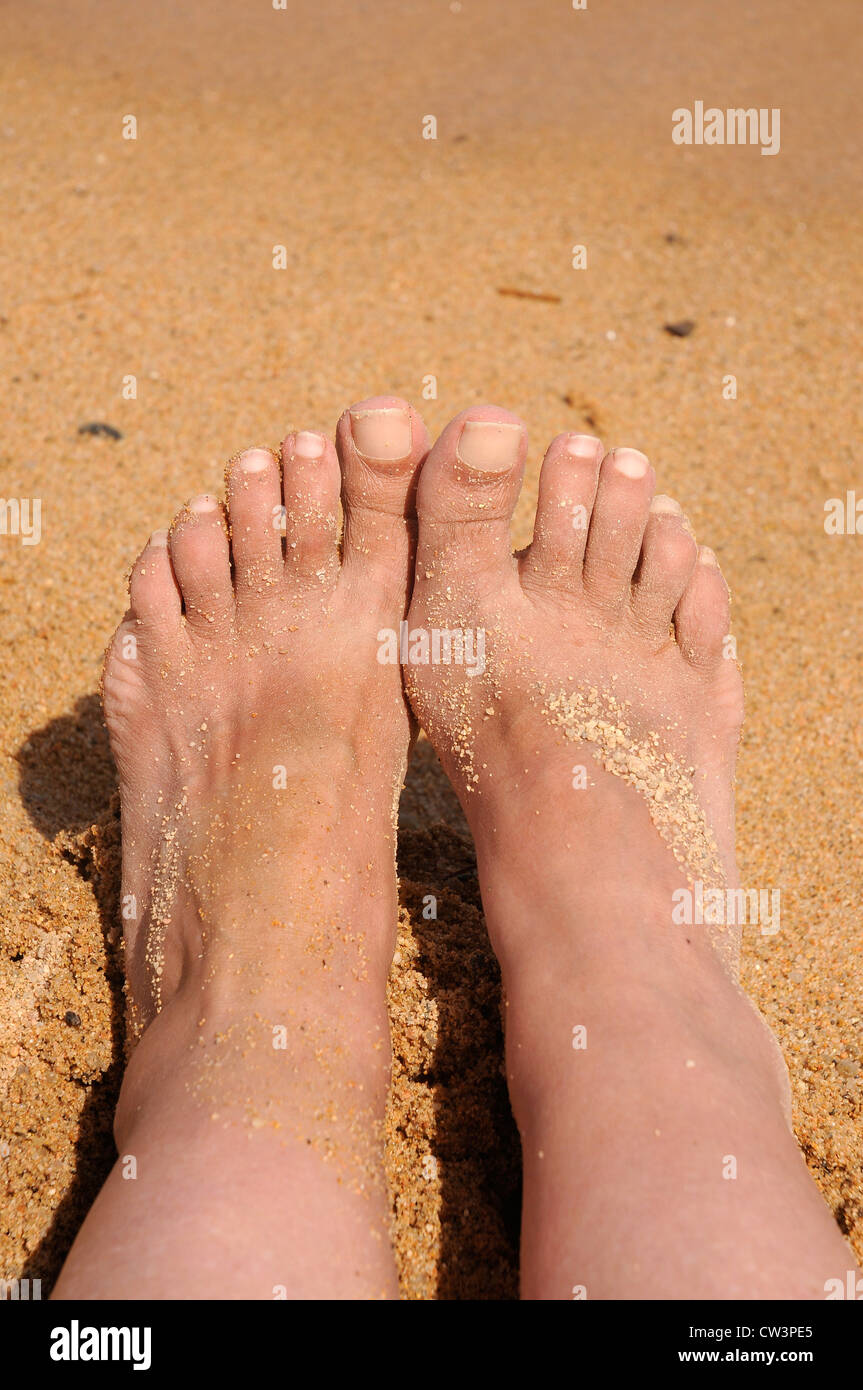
[520, 432, 603, 595]
[581, 447, 656, 614]
[630, 495, 698, 645]
[336, 396, 429, 604]
[280, 430, 341, 585]
[226, 448, 284, 610]
[414, 405, 527, 589]
[169, 495, 234, 635]
[128, 530, 182, 631]
[106, 532, 181, 708]
[674, 547, 732, 668]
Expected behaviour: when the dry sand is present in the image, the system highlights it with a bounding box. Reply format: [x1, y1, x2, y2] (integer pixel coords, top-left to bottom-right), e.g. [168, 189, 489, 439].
[1, 0, 862, 1297]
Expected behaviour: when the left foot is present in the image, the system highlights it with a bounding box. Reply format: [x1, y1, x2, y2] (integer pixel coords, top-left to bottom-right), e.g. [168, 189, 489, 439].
[102, 400, 426, 1050]
[56, 397, 428, 1299]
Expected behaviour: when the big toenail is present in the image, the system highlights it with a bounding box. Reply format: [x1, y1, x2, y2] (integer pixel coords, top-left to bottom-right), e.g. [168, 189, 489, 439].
[650, 494, 683, 515]
[566, 434, 601, 460]
[457, 420, 523, 472]
[239, 449, 272, 473]
[349, 407, 412, 462]
[294, 431, 325, 460]
[149, 529, 169, 547]
[699, 546, 719, 566]
[612, 448, 649, 479]
[190, 495, 218, 513]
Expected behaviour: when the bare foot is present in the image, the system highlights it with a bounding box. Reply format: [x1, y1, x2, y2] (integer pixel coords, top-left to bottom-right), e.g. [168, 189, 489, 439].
[405, 406, 857, 1299]
[55, 397, 427, 1299]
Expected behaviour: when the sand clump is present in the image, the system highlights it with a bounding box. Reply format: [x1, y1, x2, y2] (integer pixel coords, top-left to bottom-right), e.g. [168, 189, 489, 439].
[544, 683, 725, 889]
[140, 797, 188, 1028]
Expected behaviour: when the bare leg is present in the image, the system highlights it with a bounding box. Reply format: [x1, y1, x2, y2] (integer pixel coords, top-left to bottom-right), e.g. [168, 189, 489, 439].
[405, 407, 859, 1299]
[53, 398, 427, 1299]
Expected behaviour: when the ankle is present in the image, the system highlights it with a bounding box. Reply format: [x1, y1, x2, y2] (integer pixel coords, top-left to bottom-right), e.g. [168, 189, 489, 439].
[476, 825, 689, 990]
[115, 980, 392, 1149]
[502, 947, 791, 1131]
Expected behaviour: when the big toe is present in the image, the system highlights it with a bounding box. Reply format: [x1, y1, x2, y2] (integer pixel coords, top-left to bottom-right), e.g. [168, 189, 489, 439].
[336, 395, 429, 607]
[414, 405, 527, 591]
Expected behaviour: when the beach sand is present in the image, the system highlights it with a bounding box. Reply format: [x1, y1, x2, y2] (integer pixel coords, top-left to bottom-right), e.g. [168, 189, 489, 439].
[1, 0, 861, 1297]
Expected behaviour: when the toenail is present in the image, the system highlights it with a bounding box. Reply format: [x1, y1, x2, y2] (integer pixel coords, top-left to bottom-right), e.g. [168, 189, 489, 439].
[189, 495, 218, 513]
[238, 449, 272, 474]
[566, 433, 601, 460]
[699, 545, 719, 566]
[612, 447, 649, 479]
[457, 420, 524, 472]
[294, 431, 325, 460]
[650, 494, 683, 516]
[149, 529, 169, 547]
[349, 407, 412, 463]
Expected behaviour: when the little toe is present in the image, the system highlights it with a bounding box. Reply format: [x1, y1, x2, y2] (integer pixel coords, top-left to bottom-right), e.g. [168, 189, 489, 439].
[127, 529, 182, 633]
[106, 531, 182, 715]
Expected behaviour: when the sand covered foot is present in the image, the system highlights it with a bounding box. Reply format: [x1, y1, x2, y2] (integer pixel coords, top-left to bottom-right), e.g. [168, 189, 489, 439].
[406, 408, 745, 961]
[405, 406, 858, 1298]
[54, 397, 428, 1299]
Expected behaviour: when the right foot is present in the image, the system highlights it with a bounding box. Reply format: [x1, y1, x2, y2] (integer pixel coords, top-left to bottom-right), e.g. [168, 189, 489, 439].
[405, 406, 857, 1299]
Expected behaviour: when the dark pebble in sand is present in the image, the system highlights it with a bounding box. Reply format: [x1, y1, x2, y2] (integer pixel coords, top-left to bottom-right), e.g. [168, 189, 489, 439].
[64, 1011, 82, 1027]
[664, 319, 695, 337]
[78, 422, 123, 440]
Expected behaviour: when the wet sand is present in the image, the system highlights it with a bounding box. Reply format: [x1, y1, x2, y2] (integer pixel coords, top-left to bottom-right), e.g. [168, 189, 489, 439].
[1, 0, 862, 1296]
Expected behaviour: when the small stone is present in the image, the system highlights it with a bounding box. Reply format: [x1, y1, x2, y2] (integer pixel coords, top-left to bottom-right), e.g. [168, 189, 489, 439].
[78, 421, 123, 440]
[64, 1011, 81, 1027]
[664, 319, 695, 337]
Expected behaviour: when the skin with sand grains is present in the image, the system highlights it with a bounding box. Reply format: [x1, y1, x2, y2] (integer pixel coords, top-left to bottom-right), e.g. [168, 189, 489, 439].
[48, 400, 860, 1302]
[383, 405, 858, 1299]
[54, 400, 429, 1299]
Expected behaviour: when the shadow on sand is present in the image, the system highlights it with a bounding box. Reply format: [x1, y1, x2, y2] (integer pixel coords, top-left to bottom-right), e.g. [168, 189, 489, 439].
[14, 701, 519, 1298]
[15, 693, 125, 1294]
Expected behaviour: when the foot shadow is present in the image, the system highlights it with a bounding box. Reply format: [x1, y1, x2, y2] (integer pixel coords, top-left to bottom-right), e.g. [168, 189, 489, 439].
[11, 705, 520, 1299]
[13, 693, 125, 1295]
[16, 693, 117, 841]
[395, 738, 522, 1299]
